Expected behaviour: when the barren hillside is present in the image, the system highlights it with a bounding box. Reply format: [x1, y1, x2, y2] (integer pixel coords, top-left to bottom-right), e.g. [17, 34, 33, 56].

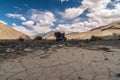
[0, 23, 29, 40]
[47, 22, 120, 40]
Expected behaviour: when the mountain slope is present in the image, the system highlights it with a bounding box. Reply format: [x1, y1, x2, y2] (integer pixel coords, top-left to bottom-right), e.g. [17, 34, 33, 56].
[67, 22, 120, 39]
[47, 22, 120, 40]
[0, 23, 29, 40]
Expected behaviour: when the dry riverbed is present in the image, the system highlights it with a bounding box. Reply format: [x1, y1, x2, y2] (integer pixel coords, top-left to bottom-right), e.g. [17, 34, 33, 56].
[0, 40, 120, 80]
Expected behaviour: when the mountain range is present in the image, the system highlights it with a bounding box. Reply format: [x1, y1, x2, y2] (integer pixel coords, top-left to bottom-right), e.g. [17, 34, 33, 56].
[0, 22, 120, 40]
[46, 22, 120, 40]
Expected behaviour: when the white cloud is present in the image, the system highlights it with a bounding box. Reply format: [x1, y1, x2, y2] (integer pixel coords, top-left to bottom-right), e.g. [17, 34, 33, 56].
[12, 23, 35, 36]
[61, 0, 111, 20]
[33, 26, 52, 34]
[12, 23, 16, 26]
[22, 21, 34, 27]
[30, 9, 55, 27]
[20, 17, 26, 21]
[86, 1, 120, 27]
[58, 0, 120, 33]
[0, 20, 7, 25]
[6, 13, 26, 21]
[114, 0, 120, 3]
[81, 0, 110, 12]
[56, 22, 91, 34]
[61, 0, 69, 3]
[8, 0, 120, 35]
[61, 7, 85, 19]
[14, 6, 22, 11]
[11, 9, 56, 36]
[25, 9, 55, 34]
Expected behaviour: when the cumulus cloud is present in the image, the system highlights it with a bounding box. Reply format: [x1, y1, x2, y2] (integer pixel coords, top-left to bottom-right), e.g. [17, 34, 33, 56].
[57, 0, 120, 33]
[22, 21, 34, 27]
[12, 23, 35, 36]
[56, 22, 91, 33]
[86, 0, 120, 26]
[30, 9, 55, 27]
[11, 9, 56, 36]
[33, 26, 52, 34]
[82, 0, 110, 11]
[25, 9, 55, 34]
[61, 0, 111, 20]
[0, 20, 7, 25]
[60, 7, 85, 19]
[7, 0, 120, 35]
[6, 14, 26, 21]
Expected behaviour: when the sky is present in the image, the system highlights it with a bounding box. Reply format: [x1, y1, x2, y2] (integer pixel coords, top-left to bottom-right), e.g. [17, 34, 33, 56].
[0, 0, 120, 35]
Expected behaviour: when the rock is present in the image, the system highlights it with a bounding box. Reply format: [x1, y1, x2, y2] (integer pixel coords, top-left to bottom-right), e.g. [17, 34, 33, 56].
[105, 58, 109, 60]
[6, 48, 14, 53]
[0, 48, 5, 53]
[56, 45, 63, 48]
[116, 73, 120, 77]
[78, 76, 82, 79]
[24, 48, 32, 52]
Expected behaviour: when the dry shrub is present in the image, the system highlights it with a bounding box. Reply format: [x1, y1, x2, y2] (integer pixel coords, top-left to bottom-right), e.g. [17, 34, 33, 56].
[33, 36, 42, 40]
[90, 36, 103, 41]
[18, 38, 25, 42]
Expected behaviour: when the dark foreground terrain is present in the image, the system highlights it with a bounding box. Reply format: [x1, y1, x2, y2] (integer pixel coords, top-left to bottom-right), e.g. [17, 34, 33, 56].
[0, 40, 120, 80]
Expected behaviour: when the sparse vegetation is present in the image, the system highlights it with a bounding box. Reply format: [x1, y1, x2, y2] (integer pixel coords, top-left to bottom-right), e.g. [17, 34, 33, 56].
[90, 36, 103, 41]
[33, 36, 42, 40]
[113, 33, 120, 40]
[113, 33, 118, 36]
[18, 38, 25, 42]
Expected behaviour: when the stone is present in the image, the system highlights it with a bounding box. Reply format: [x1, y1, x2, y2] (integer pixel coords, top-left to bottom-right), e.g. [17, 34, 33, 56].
[116, 73, 120, 77]
[24, 48, 32, 52]
[0, 48, 5, 53]
[105, 58, 109, 61]
[6, 48, 14, 53]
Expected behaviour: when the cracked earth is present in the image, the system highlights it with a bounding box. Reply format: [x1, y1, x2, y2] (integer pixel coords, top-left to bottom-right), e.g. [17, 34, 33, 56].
[0, 40, 120, 80]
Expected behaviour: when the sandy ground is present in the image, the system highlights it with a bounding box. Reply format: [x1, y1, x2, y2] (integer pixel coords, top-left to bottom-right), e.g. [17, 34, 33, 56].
[0, 40, 120, 80]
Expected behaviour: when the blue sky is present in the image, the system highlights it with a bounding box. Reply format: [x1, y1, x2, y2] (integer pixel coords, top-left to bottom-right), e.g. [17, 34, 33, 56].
[0, 0, 120, 35]
[0, 0, 81, 26]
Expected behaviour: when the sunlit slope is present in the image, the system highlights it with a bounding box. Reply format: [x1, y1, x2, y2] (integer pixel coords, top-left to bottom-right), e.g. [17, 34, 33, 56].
[47, 22, 120, 40]
[0, 23, 28, 40]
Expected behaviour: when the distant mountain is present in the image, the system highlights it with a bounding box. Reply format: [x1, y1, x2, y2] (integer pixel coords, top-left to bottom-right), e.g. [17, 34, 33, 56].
[0, 22, 29, 40]
[46, 22, 120, 40]
[42, 31, 55, 39]
[29, 31, 55, 40]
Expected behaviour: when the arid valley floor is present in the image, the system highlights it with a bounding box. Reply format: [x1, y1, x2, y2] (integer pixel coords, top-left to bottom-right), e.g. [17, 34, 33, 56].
[0, 40, 120, 80]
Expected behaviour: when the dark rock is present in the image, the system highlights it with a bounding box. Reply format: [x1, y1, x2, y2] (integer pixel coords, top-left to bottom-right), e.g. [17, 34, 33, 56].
[78, 76, 82, 79]
[105, 58, 109, 60]
[0, 48, 5, 53]
[116, 73, 120, 77]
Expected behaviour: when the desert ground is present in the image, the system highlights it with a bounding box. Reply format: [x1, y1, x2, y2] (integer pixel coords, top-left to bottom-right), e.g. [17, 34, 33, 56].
[0, 40, 120, 80]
